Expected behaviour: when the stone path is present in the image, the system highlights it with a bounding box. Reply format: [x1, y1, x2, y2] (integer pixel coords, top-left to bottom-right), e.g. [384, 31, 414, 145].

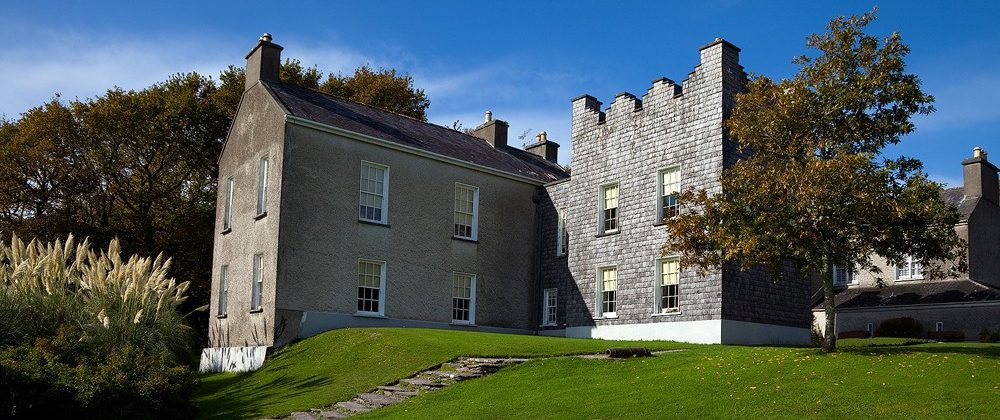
[277, 357, 528, 419]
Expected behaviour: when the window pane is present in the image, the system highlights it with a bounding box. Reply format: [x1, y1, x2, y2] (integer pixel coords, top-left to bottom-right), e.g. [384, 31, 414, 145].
[358, 261, 383, 313]
[251, 255, 263, 310]
[454, 185, 477, 238]
[257, 157, 268, 214]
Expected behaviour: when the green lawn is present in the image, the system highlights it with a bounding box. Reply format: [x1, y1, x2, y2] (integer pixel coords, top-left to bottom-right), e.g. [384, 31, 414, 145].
[193, 328, 689, 419]
[364, 341, 1000, 419]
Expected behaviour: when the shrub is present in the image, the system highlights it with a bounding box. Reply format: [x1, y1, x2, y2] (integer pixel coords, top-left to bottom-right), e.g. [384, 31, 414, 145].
[875, 317, 923, 338]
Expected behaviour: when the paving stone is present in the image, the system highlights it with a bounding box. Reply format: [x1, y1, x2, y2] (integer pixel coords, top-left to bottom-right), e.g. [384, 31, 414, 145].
[401, 377, 442, 387]
[376, 385, 412, 392]
[319, 411, 349, 418]
[335, 401, 372, 413]
[289, 412, 315, 420]
[357, 393, 403, 407]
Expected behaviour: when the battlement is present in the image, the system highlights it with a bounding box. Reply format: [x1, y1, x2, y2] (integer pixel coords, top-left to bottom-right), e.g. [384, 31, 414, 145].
[571, 38, 744, 130]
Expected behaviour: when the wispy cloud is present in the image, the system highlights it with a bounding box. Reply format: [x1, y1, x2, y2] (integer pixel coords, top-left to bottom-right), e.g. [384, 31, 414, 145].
[914, 74, 1000, 133]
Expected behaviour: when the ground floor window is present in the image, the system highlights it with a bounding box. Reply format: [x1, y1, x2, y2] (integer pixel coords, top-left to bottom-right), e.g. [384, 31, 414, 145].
[251, 254, 263, 311]
[452, 273, 476, 324]
[542, 288, 558, 326]
[597, 266, 617, 317]
[656, 257, 680, 313]
[358, 259, 386, 315]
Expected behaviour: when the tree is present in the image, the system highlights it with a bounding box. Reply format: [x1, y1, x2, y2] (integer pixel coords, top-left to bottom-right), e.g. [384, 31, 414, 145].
[662, 10, 966, 352]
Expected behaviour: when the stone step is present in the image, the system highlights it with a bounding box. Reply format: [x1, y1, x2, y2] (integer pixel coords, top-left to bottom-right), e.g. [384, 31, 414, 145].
[335, 401, 372, 413]
[290, 412, 315, 420]
[377, 385, 414, 393]
[401, 377, 444, 387]
[425, 370, 482, 379]
[357, 392, 404, 407]
[319, 411, 349, 419]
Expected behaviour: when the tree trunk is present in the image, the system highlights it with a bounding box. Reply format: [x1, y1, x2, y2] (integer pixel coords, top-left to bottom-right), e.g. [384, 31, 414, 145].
[821, 260, 837, 352]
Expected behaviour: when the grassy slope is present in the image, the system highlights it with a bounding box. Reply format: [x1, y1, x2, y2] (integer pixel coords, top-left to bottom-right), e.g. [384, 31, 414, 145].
[193, 328, 689, 419]
[365, 342, 1000, 420]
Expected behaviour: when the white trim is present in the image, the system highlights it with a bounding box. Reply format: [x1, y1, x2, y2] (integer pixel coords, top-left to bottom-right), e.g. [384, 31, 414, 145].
[200, 346, 268, 373]
[563, 319, 810, 345]
[218, 265, 229, 317]
[223, 177, 233, 230]
[596, 265, 618, 318]
[453, 183, 479, 240]
[598, 183, 620, 234]
[251, 254, 263, 311]
[451, 272, 477, 325]
[359, 160, 390, 224]
[356, 259, 387, 317]
[654, 256, 681, 314]
[541, 288, 558, 327]
[286, 115, 546, 186]
[655, 165, 681, 222]
[256, 156, 268, 216]
[556, 209, 568, 256]
[896, 255, 924, 281]
[832, 264, 858, 286]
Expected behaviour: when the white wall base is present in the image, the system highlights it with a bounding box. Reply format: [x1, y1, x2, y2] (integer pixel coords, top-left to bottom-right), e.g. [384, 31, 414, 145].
[563, 319, 810, 345]
[199, 346, 268, 373]
[298, 311, 534, 339]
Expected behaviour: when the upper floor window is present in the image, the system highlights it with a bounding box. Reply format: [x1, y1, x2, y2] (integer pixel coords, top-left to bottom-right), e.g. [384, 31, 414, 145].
[597, 266, 617, 317]
[359, 161, 389, 223]
[600, 184, 619, 233]
[256, 156, 269, 216]
[357, 259, 386, 315]
[452, 273, 477, 324]
[658, 167, 680, 221]
[656, 257, 680, 313]
[897, 256, 923, 280]
[556, 209, 568, 256]
[251, 254, 263, 311]
[832, 264, 857, 286]
[223, 177, 234, 231]
[542, 288, 558, 326]
[218, 265, 229, 317]
[454, 183, 479, 240]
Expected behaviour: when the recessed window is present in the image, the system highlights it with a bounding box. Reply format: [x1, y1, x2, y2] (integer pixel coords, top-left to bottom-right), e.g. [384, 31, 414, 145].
[454, 183, 479, 240]
[556, 209, 568, 256]
[359, 161, 389, 223]
[597, 266, 617, 317]
[896, 255, 923, 280]
[223, 177, 234, 230]
[658, 167, 680, 221]
[256, 156, 269, 216]
[866, 323, 874, 335]
[251, 254, 263, 311]
[832, 264, 857, 286]
[542, 288, 558, 326]
[452, 273, 476, 324]
[357, 259, 386, 315]
[218, 265, 229, 316]
[656, 257, 680, 313]
[599, 184, 619, 233]
[935, 322, 944, 332]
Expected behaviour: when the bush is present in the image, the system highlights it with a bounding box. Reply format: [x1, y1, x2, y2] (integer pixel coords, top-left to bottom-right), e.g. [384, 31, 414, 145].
[875, 317, 922, 338]
[1, 342, 195, 419]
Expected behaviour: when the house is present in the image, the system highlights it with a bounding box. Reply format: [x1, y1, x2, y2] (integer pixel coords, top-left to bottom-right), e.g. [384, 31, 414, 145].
[202, 34, 810, 371]
[812, 148, 1000, 340]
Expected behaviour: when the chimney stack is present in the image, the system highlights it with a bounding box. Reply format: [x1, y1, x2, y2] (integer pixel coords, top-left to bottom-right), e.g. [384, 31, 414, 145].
[245, 32, 283, 92]
[524, 130, 560, 163]
[471, 111, 508, 148]
[963, 146, 999, 205]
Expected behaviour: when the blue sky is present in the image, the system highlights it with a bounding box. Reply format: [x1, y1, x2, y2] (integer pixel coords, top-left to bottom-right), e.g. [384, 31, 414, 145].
[2, 1, 998, 186]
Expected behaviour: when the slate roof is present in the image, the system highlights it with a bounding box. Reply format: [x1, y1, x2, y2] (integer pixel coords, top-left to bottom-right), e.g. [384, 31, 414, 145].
[816, 279, 1000, 310]
[261, 81, 570, 183]
[939, 187, 978, 220]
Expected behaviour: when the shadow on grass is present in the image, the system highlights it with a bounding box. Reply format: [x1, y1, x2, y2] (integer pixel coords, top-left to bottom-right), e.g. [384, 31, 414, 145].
[838, 343, 1000, 359]
[195, 372, 334, 420]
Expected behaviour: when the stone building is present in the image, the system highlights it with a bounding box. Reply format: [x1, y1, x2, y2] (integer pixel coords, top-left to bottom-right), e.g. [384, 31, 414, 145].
[812, 148, 1000, 340]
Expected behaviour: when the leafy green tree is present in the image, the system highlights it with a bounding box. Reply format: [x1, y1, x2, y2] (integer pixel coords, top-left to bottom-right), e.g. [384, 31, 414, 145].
[663, 10, 965, 352]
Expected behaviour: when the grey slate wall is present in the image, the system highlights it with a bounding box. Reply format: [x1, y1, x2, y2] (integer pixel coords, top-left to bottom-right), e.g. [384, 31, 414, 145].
[541, 40, 747, 329]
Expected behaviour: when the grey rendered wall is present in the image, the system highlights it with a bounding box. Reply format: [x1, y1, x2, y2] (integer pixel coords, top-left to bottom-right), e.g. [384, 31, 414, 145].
[542, 41, 746, 329]
[969, 201, 1000, 288]
[272, 122, 541, 341]
[827, 303, 1000, 340]
[208, 82, 288, 347]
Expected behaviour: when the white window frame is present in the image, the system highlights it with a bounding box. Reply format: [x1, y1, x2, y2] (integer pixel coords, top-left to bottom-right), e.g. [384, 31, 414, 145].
[656, 166, 681, 222]
[935, 322, 944, 332]
[223, 177, 233, 231]
[865, 322, 874, 336]
[896, 255, 924, 281]
[256, 156, 269, 216]
[357, 259, 387, 316]
[654, 257, 681, 314]
[218, 265, 229, 316]
[596, 265, 618, 318]
[451, 272, 477, 325]
[251, 254, 263, 311]
[598, 183, 620, 234]
[832, 264, 857, 286]
[359, 161, 390, 224]
[542, 288, 558, 327]
[453, 183, 480, 240]
[556, 209, 568, 256]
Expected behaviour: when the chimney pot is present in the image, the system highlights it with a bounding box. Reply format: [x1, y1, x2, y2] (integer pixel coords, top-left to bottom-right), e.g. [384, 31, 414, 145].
[963, 146, 999, 205]
[260, 32, 272, 42]
[524, 131, 560, 163]
[245, 33, 283, 91]
[470, 116, 508, 148]
[485, 111, 493, 123]
[540, 131, 547, 141]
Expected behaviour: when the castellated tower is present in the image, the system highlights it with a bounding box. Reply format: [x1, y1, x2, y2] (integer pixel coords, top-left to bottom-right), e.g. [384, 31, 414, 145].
[538, 39, 813, 344]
